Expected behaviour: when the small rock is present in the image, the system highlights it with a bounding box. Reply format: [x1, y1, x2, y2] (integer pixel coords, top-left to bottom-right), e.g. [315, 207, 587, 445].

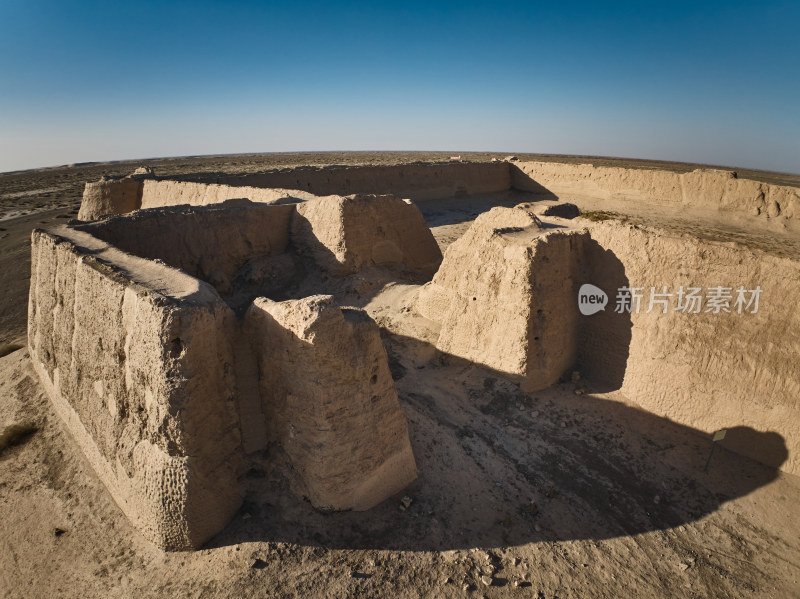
[561, 421, 567, 428]
[654, 495, 661, 505]
[462, 583, 471, 591]
[242, 512, 252, 520]
[248, 557, 266, 569]
[443, 576, 452, 584]
[528, 501, 538, 516]
[505, 155, 519, 162]
[400, 496, 413, 509]
[534, 524, 542, 532]
[480, 574, 493, 586]
[531, 411, 540, 418]
[679, 562, 690, 571]
[512, 557, 520, 566]
[574, 389, 584, 396]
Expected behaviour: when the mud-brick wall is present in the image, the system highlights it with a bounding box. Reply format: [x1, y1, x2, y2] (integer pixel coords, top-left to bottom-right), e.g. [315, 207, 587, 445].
[27, 227, 244, 550]
[79, 161, 513, 220]
[216, 161, 512, 201]
[585, 222, 800, 474]
[512, 161, 800, 223]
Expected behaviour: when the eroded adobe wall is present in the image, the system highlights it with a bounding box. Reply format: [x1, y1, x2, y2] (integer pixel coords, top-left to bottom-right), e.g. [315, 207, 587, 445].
[292, 194, 443, 277]
[245, 295, 417, 511]
[79, 177, 144, 220]
[211, 161, 512, 201]
[79, 162, 512, 220]
[139, 180, 316, 211]
[420, 208, 800, 473]
[585, 222, 800, 474]
[417, 206, 589, 391]
[75, 202, 294, 295]
[28, 227, 244, 550]
[512, 161, 800, 223]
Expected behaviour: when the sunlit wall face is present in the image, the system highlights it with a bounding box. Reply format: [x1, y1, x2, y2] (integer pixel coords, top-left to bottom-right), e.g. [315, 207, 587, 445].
[1, 1, 798, 174]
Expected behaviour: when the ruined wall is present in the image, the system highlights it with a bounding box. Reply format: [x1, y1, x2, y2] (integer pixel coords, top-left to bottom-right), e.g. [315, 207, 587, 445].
[292, 194, 443, 277]
[512, 161, 800, 223]
[209, 161, 511, 201]
[79, 177, 144, 220]
[585, 222, 800, 474]
[28, 227, 244, 550]
[76, 201, 294, 295]
[139, 180, 315, 210]
[245, 295, 417, 511]
[419, 208, 800, 474]
[79, 162, 512, 220]
[417, 206, 588, 391]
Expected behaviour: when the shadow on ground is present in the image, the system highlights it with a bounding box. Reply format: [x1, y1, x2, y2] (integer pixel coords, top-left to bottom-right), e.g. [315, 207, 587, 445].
[207, 329, 787, 552]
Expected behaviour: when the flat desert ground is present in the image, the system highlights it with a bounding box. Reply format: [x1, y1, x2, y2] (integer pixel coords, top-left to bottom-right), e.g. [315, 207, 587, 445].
[1, 152, 800, 598]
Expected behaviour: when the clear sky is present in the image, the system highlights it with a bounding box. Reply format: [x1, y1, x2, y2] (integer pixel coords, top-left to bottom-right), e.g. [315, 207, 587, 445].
[1, 1, 798, 174]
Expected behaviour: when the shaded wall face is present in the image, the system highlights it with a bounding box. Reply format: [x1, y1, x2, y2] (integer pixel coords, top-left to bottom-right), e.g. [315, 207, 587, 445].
[208, 162, 512, 202]
[576, 239, 632, 391]
[585, 223, 800, 473]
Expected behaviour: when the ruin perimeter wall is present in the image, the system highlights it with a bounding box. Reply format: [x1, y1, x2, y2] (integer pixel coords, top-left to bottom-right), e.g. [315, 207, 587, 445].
[79, 161, 799, 229]
[512, 161, 800, 224]
[78, 162, 512, 220]
[587, 222, 800, 475]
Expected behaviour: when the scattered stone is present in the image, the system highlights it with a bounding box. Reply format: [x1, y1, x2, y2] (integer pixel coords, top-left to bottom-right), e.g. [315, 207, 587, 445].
[574, 389, 584, 396]
[505, 155, 519, 162]
[480, 574, 493, 586]
[561, 421, 568, 428]
[248, 557, 266, 569]
[53, 528, 66, 537]
[242, 512, 252, 520]
[679, 562, 690, 571]
[534, 524, 542, 532]
[654, 495, 661, 505]
[462, 583, 471, 591]
[401, 496, 413, 509]
[531, 411, 540, 418]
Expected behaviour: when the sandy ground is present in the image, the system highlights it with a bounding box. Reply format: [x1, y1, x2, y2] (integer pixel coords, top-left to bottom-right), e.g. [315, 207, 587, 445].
[2, 153, 800, 598]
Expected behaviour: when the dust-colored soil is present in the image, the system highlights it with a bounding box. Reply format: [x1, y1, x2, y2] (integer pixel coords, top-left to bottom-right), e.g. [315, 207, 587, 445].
[2, 153, 800, 598]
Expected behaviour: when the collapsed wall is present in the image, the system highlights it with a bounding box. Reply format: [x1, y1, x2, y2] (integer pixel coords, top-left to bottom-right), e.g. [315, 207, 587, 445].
[418, 207, 800, 474]
[29, 193, 434, 549]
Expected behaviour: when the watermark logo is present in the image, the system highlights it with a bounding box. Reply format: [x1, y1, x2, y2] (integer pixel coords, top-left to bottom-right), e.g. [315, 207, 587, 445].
[578, 284, 608, 315]
[578, 284, 763, 315]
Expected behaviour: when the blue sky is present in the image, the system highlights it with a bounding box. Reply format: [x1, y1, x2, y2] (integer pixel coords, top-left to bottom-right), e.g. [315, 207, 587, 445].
[1, 1, 798, 173]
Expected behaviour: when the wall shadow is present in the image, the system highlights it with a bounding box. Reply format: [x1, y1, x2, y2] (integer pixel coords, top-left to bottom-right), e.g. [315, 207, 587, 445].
[205, 327, 787, 553]
[508, 165, 560, 199]
[576, 237, 632, 391]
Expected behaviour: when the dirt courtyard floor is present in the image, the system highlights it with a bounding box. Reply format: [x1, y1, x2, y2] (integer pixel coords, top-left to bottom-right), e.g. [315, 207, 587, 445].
[1, 152, 800, 598]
